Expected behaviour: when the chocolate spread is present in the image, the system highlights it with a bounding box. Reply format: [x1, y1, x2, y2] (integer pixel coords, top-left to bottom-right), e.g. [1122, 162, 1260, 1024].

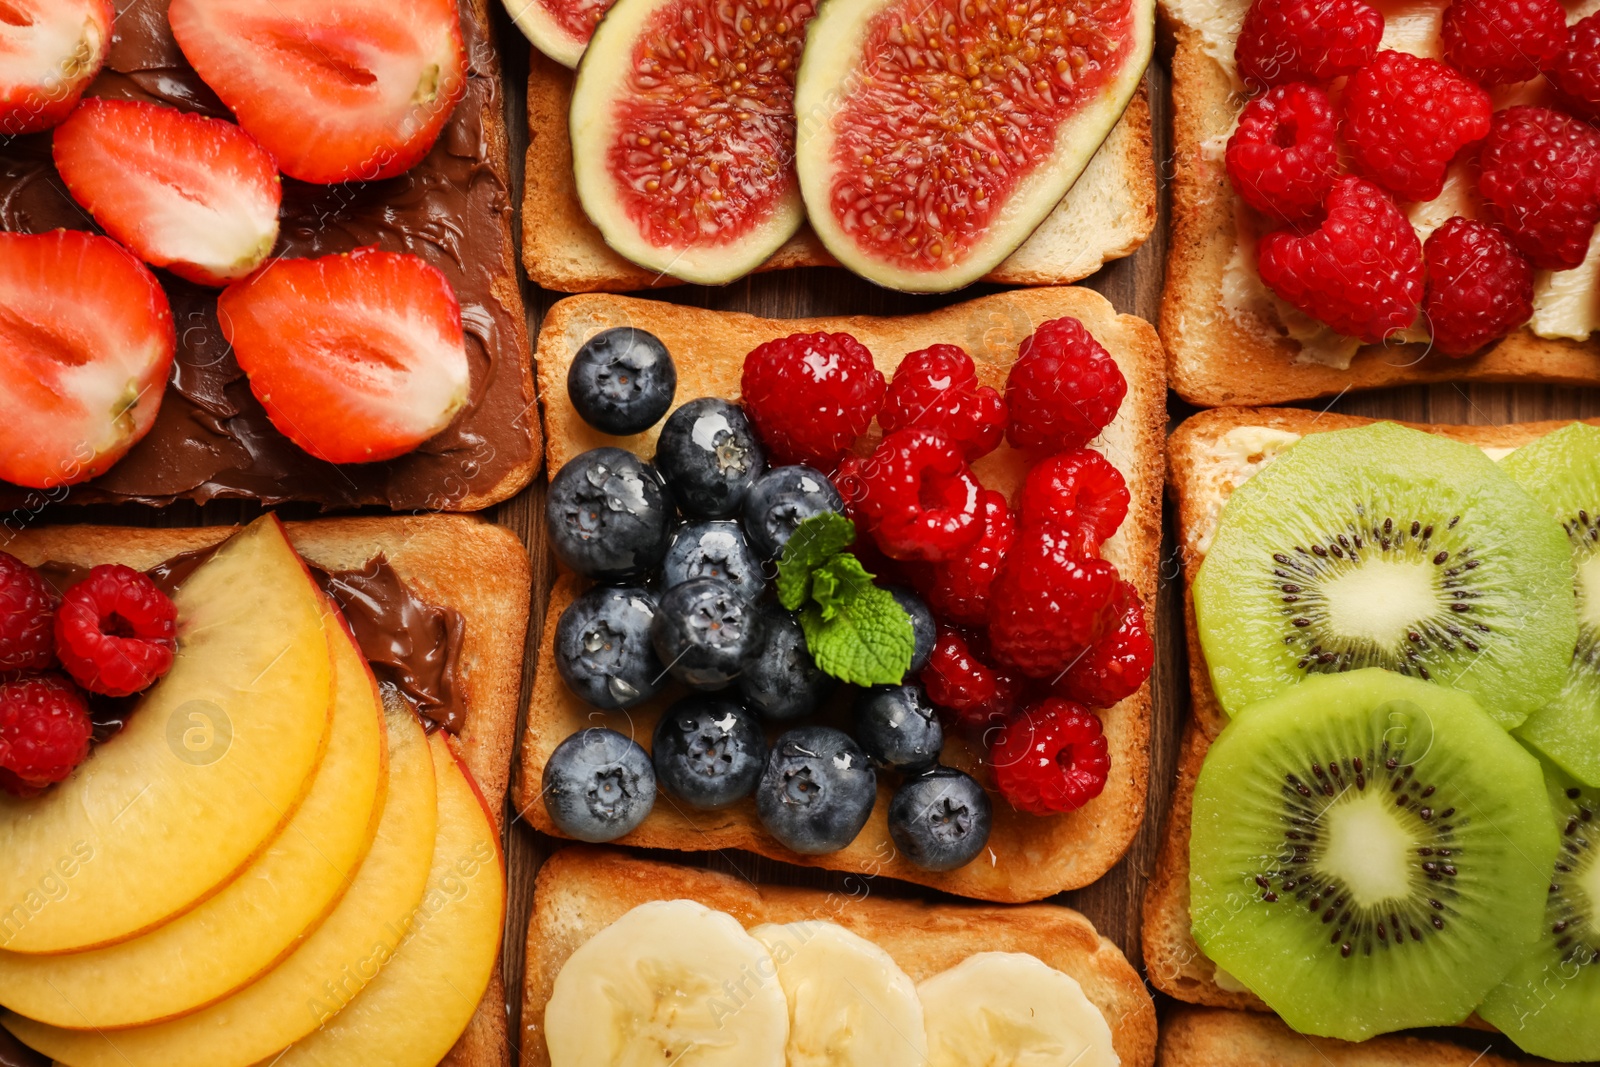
[0, 0, 532, 511]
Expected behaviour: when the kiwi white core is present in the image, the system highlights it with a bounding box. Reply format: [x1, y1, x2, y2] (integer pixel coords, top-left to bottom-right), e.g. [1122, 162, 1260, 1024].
[1318, 792, 1417, 908]
[1580, 847, 1600, 924]
[1578, 553, 1600, 633]
[1321, 558, 1439, 649]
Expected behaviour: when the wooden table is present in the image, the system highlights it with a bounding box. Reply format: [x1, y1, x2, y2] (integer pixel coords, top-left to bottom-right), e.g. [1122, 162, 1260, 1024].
[37, 5, 1600, 1064]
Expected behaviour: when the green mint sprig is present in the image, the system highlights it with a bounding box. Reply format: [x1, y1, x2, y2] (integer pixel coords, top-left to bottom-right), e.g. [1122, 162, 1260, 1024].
[776, 513, 914, 687]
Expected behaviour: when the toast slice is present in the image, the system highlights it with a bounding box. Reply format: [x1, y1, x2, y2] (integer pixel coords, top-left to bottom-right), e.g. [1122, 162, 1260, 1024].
[1157, 1007, 1525, 1067]
[1158, 10, 1600, 408]
[1143, 407, 1600, 1010]
[518, 288, 1166, 902]
[0, 515, 531, 1067]
[521, 49, 1157, 292]
[520, 846, 1158, 1067]
[0, 0, 538, 513]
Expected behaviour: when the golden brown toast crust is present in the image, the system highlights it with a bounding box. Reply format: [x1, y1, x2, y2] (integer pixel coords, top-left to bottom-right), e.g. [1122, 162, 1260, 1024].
[520, 847, 1158, 1067]
[0, 515, 530, 1067]
[1144, 407, 1600, 1010]
[1157, 1008, 1524, 1067]
[521, 49, 1157, 292]
[518, 288, 1166, 902]
[1160, 28, 1600, 408]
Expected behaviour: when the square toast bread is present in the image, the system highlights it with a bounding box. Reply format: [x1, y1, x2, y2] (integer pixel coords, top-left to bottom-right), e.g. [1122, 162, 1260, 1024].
[518, 287, 1166, 902]
[1157, 1007, 1526, 1067]
[1158, 7, 1600, 408]
[519, 846, 1158, 1067]
[1, 515, 532, 1067]
[1142, 407, 1600, 1016]
[521, 49, 1158, 292]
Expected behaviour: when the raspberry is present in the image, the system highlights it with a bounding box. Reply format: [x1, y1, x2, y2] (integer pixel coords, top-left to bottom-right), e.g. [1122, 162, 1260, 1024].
[1004, 317, 1126, 452]
[1478, 106, 1600, 272]
[1441, 0, 1567, 86]
[1343, 51, 1492, 203]
[919, 627, 1026, 731]
[1548, 15, 1600, 122]
[1234, 0, 1384, 90]
[0, 551, 57, 672]
[912, 488, 1015, 626]
[854, 428, 984, 562]
[55, 564, 177, 697]
[1018, 449, 1130, 555]
[1224, 83, 1340, 225]
[987, 529, 1122, 678]
[1053, 583, 1154, 710]
[1423, 218, 1535, 357]
[740, 332, 886, 468]
[879, 345, 1007, 460]
[992, 698, 1110, 815]
[1258, 176, 1424, 343]
[0, 674, 92, 796]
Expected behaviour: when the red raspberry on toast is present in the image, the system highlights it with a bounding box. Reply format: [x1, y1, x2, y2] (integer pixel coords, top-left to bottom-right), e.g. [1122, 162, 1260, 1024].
[912, 488, 1016, 626]
[920, 627, 1026, 731]
[1018, 449, 1130, 556]
[0, 230, 175, 490]
[218, 248, 471, 465]
[1225, 82, 1339, 225]
[1004, 317, 1126, 452]
[1423, 218, 1535, 357]
[167, 0, 467, 184]
[1257, 176, 1424, 344]
[0, 553, 57, 673]
[1477, 106, 1600, 272]
[987, 528, 1123, 679]
[0, 0, 112, 136]
[879, 344, 1006, 460]
[854, 428, 984, 562]
[1343, 51, 1491, 203]
[1548, 14, 1600, 122]
[1053, 582, 1154, 710]
[1234, 0, 1384, 90]
[55, 565, 177, 698]
[1441, 0, 1567, 87]
[53, 98, 282, 287]
[992, 698, 1110, 815]
[741, 332, 885, 468]
[0, 674, 92, 797]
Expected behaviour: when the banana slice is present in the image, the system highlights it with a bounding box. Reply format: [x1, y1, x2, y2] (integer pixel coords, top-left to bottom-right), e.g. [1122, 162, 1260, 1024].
[545, 899, 787, 1067]
[917, 952, 1118, 1067]
[752, 921, 928, 1067]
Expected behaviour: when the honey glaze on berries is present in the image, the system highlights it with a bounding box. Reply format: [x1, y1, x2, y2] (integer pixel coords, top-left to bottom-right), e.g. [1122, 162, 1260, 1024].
[825, 0, 1136, 272]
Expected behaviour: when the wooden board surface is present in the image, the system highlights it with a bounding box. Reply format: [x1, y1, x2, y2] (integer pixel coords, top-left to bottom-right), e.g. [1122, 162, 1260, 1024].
[15, 6, 1600, 1065]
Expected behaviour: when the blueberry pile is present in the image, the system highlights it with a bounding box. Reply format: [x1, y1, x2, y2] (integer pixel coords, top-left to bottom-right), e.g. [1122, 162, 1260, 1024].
[541, 328, 992, 869]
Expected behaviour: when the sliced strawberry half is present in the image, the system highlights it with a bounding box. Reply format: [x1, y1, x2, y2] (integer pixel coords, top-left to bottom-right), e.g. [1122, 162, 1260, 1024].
[167, 0, 467, 185]
[218, 248, 470, 465]
[53, 99, 283, 287]
[0, 230, 176, 490]
[0, 0, 112, 136]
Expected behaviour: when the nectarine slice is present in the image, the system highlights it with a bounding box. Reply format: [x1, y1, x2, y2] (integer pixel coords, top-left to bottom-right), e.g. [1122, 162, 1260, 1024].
[0, 515, 334, 955]
[0, 602, 387, 1028]
[3, 703, 436, 1067]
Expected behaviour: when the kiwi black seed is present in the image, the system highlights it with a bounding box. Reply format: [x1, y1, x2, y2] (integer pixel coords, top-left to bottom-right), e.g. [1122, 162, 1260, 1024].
[1190, 669, 1558, 1041]
[1502, 422, 1600, 788]
[1195, 422, 1576, 728]
[1478, 765, 1600, 1062]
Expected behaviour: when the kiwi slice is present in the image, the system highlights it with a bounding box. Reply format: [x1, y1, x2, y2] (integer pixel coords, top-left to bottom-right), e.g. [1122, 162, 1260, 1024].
[1502, 423, 1600, 787]
[1478, 761, 1600, 1062]
[1194, 422, 1576, 728]
[1189, 668, 1559, 1041]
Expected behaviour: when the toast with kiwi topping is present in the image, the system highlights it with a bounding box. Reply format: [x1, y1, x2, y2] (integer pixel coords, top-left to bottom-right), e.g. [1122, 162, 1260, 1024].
[1156, 1007, 1526, 1066]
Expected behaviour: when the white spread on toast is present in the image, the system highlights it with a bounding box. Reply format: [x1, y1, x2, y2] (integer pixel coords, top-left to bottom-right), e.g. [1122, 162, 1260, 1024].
[1531, 229, 1600, 340]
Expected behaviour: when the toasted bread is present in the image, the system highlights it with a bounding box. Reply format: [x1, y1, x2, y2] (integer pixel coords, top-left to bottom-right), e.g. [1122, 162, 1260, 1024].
[1158, 10, 1600, 408]
[519, 846, 1158, 1067]
[520, 49, 1157, 292]
[1143, 407, 1600, 1010]
[1157, 1007, 1525, 1067]
[0, 515, 531, 1067]
[517, 288, 1166, 902]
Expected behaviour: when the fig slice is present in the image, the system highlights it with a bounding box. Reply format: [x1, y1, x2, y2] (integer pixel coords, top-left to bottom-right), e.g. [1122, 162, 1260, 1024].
[795, 0, 1155, 292]
[503, 0, 611, 68]
[569, 0, 815, 285]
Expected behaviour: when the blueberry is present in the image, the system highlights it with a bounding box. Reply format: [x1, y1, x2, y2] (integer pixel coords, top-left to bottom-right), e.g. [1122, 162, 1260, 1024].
[651, 696, 767, 810]
[738, 605, 835, 723]
[756, 726, 877, 854]
[542, 728, 656, 842]
[887, 766, 992, 871]
[887, 587, 936, 678]
[743, 466, 845, 559]
[567, 328, 676, 436]
[654, 398, 765, 519]
[651, 577, 765, 690]
[554, 586, 665, 711]
[661, 521, 766, 603]
[546, 448, 674, 581]
[853, 684, 943, 772]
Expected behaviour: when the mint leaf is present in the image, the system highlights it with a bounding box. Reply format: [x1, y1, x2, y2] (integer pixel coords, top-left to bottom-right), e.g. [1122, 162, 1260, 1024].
[798, 570, 914, 687]
[776, 512, 856, 610]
